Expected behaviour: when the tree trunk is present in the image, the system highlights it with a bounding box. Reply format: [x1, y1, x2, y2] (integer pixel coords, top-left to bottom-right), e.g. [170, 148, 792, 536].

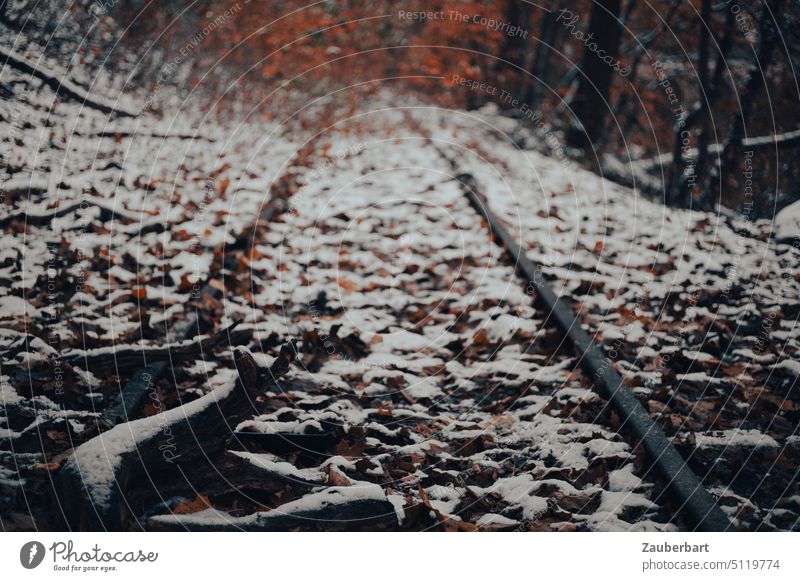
[566, 0, 623, 151]
[526, 2, 560, 105]
[501, 0, 531, 69]
[666, 4, 735, 207]
[716, 0, 785, 201]
[612, 0, 681, 149]
[499, 0, 532, 106]
[693, 0, 713, 206]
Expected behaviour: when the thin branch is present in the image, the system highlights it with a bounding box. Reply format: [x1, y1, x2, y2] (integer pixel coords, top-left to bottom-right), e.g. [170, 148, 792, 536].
[0, 46, 138, 117]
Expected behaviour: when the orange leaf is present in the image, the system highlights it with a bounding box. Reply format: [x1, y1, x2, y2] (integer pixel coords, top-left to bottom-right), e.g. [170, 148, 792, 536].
[322, 464, 352, 487]
[218, 177, 230, 195]
[173, 495, 211, 514]
[471, 329, 489, 346]
[338, 278, 359, 293]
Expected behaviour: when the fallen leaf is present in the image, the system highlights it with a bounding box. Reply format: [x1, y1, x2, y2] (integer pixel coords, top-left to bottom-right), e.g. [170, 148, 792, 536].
[173, 495, 212, 514]
[338, 278, 359, 293]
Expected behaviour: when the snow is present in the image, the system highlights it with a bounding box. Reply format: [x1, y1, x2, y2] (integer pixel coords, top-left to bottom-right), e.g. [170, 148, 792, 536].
[236, 417, 325, 435]
[370, 331, 433, 353]
[229, 451, 326, 483]
[151, 484, 395, 528]
[476, 513, 519, 527]
[0, 296, 39, 318]
[675, 372, 724, 385]
[403, 375, 443, 400]
[0, 464, 23, 488]
[556, 387, 600, 404]
[607, 465, 645, 493]
[3, 46, 796, 531]
[66, 373, 238, 508]
[695, 429, 780, 450]
[425, 485, 464, 520]
[0, 46, 138, 116]
[684, 350, 716, 363]
[772, 359, 800, 377]
[774, 199, 800, 241]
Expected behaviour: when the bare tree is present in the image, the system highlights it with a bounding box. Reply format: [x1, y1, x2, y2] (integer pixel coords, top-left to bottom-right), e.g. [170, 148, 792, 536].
[526, 1, 561, 106]
[665, 3, 735, 207]
[566, 0, 623, 151]
[715, 0, 786, 202]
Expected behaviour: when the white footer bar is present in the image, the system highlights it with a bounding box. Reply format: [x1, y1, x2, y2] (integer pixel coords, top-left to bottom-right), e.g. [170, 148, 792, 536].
[1, 532, 796, 580]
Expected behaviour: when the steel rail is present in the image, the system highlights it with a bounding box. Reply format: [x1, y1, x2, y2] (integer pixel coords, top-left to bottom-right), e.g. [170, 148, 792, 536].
[449, 167, 731, 532]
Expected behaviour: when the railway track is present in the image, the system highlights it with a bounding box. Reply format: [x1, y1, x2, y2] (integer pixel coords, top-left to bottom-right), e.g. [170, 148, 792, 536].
[3, 88, 796, 531]
[0, 65, 313, 529]
[56, 112, 692, 531]
[433, 149, 729, 532]
[102, 141, 308, 426]
[410, 107, 799, 531]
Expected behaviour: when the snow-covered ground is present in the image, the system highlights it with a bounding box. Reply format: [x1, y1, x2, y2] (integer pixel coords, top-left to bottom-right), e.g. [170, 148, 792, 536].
[1, 53, 798, 531]
[416, 104, 800, 530]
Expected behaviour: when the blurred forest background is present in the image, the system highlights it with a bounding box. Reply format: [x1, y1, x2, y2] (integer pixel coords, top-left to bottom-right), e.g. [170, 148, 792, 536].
[2, 0, 798, 217]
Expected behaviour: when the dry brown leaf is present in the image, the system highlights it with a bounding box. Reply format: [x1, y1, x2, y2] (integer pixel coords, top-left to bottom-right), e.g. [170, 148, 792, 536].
[338, 278, 359, 293]
[34, 462, 60, 472]
[173, 495, 212, 514]
[471, 329, 489, 347]
[418, 485, 477, 532]
[322, 464, 353, 487]
[208, 278, 226, 293]
[218, 177, 230, 194]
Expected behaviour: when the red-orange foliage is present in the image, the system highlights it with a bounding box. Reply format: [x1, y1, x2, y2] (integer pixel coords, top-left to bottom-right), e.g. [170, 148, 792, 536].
[78, 0, 799, 211]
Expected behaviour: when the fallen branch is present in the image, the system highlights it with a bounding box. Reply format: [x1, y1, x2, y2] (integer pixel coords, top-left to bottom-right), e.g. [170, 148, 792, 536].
[92, 130, 216, 142]
[232, 430, 340, 458]
[0, 199, 135, 229]
[61, 321, 251, 374]
[633, 129, 800, 172]
[57, 343, 296, 530]
[148, 484, 400, 531]
[742, 128, 800, 150]
[0, 47, 138, 117]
